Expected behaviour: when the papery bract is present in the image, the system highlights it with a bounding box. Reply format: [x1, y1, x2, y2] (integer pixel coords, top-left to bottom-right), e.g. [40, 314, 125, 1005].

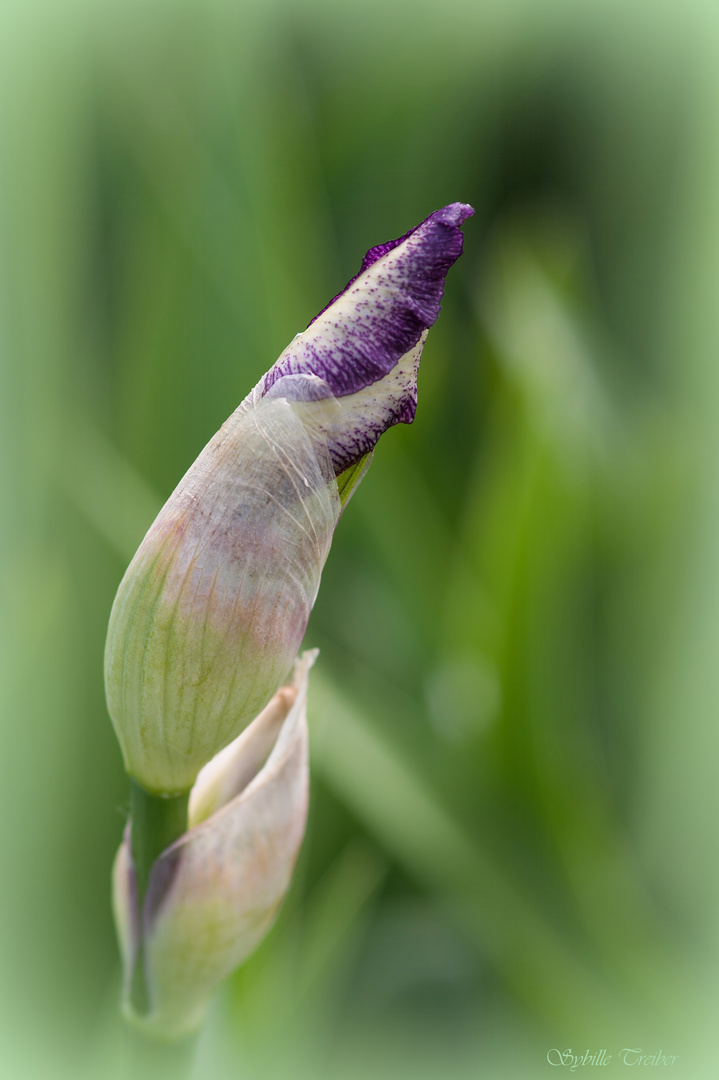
[105, 395, 338, 795]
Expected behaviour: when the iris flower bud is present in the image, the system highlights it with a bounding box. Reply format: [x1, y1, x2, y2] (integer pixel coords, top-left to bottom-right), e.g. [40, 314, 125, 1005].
[113, 652, 315, 1039]
[105, 202, 473, 796]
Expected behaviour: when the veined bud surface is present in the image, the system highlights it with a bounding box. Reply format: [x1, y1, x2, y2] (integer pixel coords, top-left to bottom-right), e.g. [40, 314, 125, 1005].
[105, 393, 338, 795]
[105, 202, 474, 795]
[113, 652, 315, 1040]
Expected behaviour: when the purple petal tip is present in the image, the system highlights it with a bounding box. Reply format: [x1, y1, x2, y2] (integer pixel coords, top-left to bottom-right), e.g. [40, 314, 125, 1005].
[307, 202, 475, 327]
[433, 202, 475, 226]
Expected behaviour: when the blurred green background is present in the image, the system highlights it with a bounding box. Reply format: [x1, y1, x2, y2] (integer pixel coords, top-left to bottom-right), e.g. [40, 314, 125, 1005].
[2, 0, 719, 1077]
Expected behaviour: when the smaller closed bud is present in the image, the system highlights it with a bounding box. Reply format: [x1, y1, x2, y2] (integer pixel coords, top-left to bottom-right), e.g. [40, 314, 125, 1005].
[112, 651, 315, 1040]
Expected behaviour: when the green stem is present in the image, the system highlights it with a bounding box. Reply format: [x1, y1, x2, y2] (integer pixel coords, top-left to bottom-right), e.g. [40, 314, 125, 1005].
[129, 779, 190, 1017]
[125, 1025, 198, 1080]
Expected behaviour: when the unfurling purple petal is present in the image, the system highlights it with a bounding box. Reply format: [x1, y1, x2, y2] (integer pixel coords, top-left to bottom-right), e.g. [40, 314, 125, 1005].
[256, 202, 474, 472]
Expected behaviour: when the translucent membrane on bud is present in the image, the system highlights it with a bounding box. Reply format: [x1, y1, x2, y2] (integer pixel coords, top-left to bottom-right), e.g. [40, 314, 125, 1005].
[104, 386, 339, 795]
[262, 333, 427, 478]
[113, 652, 315, 1040]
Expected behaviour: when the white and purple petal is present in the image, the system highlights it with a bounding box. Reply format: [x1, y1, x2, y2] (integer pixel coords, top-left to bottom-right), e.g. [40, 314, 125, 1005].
[256, 202, 474, 473]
